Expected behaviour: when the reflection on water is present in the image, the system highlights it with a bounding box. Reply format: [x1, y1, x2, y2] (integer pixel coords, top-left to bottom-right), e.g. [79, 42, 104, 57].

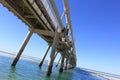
[0, 53, 107, 80]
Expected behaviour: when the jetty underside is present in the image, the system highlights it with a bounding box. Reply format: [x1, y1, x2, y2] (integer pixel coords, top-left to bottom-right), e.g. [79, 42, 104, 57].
[0, 0, 76, 75]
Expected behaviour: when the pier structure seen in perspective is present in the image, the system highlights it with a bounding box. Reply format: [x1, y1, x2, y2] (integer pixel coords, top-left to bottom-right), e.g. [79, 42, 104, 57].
[0, 0, 76, 75]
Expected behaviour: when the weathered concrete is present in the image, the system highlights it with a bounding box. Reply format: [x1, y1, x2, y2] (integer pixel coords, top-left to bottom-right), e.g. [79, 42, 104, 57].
[56, 56, 62, 67]
[59, 55, 65, 72]
[11, 29, 33, 66]
[46, 31, 60, 75]
[39, 45, 51, 67]
[0, 0, 76, 76]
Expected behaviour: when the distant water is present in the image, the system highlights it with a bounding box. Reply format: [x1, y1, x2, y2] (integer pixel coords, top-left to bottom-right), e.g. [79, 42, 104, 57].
[0, 52, 112, 80]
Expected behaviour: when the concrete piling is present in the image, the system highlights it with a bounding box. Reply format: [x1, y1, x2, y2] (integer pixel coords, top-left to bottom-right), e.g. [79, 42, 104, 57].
[64, 58, 68, 70]
[59, 55, 65, 72]
[11, 29, 33, 66]
[39, 45, 51, 67]
[56, 56, 62, 67]
[46, 31, 60, 76]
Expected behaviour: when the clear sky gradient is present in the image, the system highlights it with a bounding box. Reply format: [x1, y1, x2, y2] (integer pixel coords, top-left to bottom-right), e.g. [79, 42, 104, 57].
[0, 0, 120, 75]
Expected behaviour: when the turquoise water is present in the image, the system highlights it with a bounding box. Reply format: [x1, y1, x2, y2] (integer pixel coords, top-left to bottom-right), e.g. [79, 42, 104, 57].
[0, 53, 107, 80]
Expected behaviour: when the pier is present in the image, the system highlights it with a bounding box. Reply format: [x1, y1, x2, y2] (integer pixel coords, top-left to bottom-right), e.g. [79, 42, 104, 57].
[0, 0, 76, 75]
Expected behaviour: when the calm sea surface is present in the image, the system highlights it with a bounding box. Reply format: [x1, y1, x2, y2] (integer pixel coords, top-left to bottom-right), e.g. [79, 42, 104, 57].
[0, 52, 108, 80]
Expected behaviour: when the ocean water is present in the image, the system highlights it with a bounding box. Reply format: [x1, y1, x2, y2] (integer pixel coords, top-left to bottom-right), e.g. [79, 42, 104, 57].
[0, 52, 112, 80]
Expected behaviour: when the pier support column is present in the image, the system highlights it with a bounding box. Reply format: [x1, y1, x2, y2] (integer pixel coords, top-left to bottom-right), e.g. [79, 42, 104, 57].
[46, 31, 60, 76]
[64, 58, 68, 70]
[54, 51, 58, 59]
[11, 29, 33, 66]
[39, 45, 51, 67]
[56, 56, 62, 67]
[59, 55, 65, 72]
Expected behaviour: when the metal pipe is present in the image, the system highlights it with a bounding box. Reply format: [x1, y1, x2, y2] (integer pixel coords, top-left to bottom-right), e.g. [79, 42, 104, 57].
[49, 0, 64, 31]
[61, 11, 65, 20]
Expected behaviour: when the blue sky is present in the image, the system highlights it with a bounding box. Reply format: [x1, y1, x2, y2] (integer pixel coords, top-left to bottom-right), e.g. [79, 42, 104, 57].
[0, 0, 120, 75]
